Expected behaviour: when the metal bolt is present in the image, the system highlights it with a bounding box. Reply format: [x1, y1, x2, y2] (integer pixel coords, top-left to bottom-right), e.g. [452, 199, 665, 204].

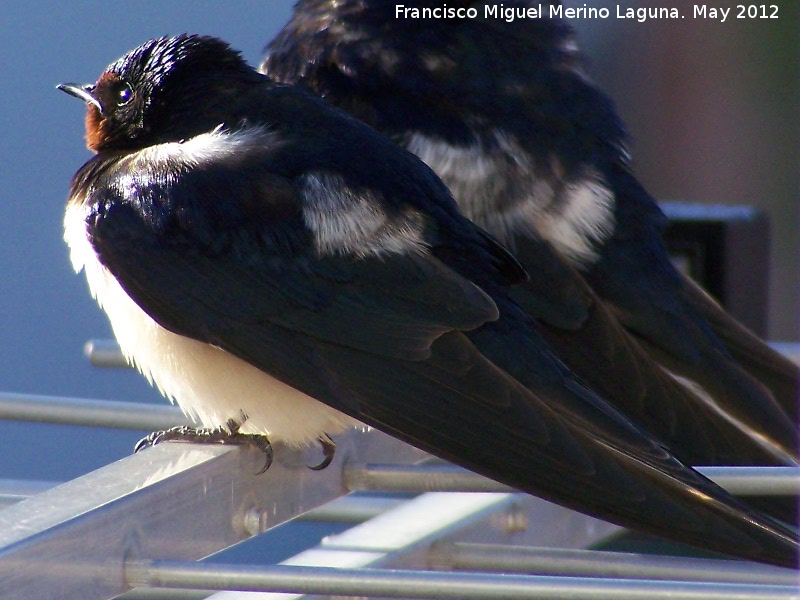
[503, 503, 529, 534]
[241, 505, 270, 536]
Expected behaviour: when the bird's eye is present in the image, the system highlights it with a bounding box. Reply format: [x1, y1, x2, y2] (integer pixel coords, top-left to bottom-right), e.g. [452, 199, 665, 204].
[116, 82, 133, 106]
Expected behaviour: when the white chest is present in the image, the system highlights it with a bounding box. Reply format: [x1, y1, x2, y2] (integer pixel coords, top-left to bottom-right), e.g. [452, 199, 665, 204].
[63, 202, 357, 446]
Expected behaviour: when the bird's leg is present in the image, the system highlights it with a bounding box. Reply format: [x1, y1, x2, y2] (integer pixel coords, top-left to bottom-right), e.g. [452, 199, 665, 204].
[134, 414, 273, 473]
[307, 433, 336, 470]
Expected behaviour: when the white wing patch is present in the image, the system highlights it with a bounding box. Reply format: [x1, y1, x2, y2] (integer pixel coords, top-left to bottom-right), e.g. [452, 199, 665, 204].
[535, 174, 615, 265]
[299, 172, 429, 258]
[404, 130, 615, 265]
[405, 130, 513, 223]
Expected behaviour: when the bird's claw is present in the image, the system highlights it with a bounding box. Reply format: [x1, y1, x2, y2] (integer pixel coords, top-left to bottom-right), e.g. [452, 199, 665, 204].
[135, 418, 273, 473]
[307, 433, 336, 470]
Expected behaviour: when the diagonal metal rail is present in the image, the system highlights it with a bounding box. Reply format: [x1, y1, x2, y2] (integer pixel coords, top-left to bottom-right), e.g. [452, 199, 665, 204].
[0, 429, 426, 600]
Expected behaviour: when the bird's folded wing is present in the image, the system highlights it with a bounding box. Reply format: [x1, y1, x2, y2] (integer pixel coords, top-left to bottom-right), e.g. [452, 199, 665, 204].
[680, 273, 800, 421]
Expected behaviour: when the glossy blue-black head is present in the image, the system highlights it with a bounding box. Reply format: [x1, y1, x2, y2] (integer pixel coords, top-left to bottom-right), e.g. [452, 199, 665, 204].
[59, 34, 262, 152]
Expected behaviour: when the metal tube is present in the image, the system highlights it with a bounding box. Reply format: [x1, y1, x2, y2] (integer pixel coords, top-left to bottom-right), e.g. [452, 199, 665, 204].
[430, 543, 799, 586]
[83, 338, 131, 368]
[697, 466, 800, 496]
[113, 589, 210, 600]
[344, 463, 516, 493]
[345, 463, 800, 497]
[0, 392, 189, 430]
[125, 559, 800, 599]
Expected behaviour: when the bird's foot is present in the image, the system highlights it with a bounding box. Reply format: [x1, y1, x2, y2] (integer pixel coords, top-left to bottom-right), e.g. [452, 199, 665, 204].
[307, 433, 336, 470]
[135, 417, 273, 473]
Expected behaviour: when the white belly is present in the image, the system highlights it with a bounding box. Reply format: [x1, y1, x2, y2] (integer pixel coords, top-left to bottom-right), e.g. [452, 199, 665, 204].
[64, 203, 358, 446]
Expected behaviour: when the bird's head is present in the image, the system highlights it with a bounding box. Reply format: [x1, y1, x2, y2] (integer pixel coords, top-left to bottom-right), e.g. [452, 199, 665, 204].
[58, 34, 263, 153]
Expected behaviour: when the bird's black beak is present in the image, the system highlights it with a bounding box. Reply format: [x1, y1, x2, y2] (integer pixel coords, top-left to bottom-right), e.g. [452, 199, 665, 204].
[57, 83, 103, 113]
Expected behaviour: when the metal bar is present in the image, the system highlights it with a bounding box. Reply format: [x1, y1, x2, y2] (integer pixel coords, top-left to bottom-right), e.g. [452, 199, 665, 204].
[345, 463, 515, 494]
[126, 559, 800, 599]
[298, 495, 406, 523]
[345, 463, 800, 497]
[698, 466, 800, 496]
[84, 338, 131, 368]
[0, 443, 247, 600]
[201, 490, 621, 600]
[0, 479, 57, 509]
[284, 492, 514, 561]
[0, 429, 426, 600]
[0, 476, 404, 524]
[430, 543, 799, 586]
[0, 391, 189, 430]
[116, 589, 211, 600]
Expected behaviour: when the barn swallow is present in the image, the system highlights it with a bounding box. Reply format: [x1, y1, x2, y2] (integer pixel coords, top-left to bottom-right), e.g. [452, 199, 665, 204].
[262, 0, 800, 470]
[60, 34, 799, 567]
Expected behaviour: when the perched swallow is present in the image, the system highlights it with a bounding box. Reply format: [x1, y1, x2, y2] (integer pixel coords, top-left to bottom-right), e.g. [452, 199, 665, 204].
[262, 0, 800, 469]
[60, 34, 799, 567]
